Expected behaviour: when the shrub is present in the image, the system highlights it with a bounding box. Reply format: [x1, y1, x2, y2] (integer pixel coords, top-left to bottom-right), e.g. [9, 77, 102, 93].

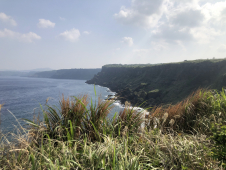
[24, 94, 145, 144]
[0, 104, 3, 125]
[0, 104, 3, 136]
[112, 101, 144, 137]
[24, 95, 116, 143]
[211, 123, 226, 168]
[146, 89, 226, 135]
[0, 91, 223, 169]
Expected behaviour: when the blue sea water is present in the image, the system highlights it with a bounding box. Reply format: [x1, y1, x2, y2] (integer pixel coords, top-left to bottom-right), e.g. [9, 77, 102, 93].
[0, 76, 120, 134]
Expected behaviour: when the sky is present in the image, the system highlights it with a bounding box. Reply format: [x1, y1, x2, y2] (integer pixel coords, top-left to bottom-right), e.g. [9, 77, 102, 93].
[0, 0, 226, 70]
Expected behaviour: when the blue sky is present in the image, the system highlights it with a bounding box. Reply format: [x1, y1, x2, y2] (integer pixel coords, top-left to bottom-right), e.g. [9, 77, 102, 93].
[1, 0, 226, 70]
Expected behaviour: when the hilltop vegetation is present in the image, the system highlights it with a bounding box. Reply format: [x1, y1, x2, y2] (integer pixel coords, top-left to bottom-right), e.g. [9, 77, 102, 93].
[104, 59, 226, 68]
[31, 68, 101, 80]
[1, 89, 226, 169]
[87, 59, 226, 107]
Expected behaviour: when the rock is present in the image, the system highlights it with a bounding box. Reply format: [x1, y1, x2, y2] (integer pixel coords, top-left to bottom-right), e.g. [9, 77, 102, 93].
[147, 89, 161, 99]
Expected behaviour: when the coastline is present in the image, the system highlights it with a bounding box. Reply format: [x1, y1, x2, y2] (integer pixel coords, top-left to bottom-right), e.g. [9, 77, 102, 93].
[88, 84, 149, 122]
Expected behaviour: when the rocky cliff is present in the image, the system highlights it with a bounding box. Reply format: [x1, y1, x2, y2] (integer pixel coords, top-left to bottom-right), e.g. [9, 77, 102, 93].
[86, 59, 226, 107]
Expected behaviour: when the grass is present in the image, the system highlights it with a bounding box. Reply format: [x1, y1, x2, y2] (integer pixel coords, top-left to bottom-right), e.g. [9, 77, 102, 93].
[1, 89, 226, 169]
[146, 89, 226, 135]
[0, 104, 2, 138]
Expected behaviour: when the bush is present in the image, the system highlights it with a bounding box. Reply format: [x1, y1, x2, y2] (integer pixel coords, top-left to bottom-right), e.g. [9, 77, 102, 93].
[146, 89, 226, 135]
[1, 89, 225, 169]
[24, 95, 145, 145]
[24, 95, 117, 143]
[112, 101, 144, 137]
[211, 123, 226, 168]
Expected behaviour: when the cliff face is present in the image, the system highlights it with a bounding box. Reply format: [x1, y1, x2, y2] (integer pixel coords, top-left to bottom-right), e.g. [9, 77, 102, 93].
[86, 59, 226, 107]
[31, 68, 101, 80]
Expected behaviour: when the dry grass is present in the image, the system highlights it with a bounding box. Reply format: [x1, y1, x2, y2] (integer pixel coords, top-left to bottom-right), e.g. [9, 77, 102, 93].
[114, 101, 144, 136]
[0, 125, 220, 169]
[60, 94, 89, 118]
[0, 104, 3, 124]
[0, 104, 3, 138]
[0, 104, 3, 111]
[25, 94, 117, 143]
[146, 88, 222, 134]
[1, 89, 226, 169]
[151, 89, 203, 119]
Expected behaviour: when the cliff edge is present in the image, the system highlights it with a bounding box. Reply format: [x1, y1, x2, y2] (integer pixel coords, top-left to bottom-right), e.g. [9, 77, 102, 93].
[86, 59, 226, 107]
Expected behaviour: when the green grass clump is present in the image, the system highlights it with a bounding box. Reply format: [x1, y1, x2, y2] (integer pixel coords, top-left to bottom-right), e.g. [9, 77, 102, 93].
[0, 104, 3, 140]
[146, 89, 226, 135]
[1, 89, 226, 169]
[211, 123, 226, 168]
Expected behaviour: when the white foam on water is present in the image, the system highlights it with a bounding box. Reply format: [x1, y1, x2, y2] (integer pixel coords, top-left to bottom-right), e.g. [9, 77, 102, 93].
[113, 100, 124, 108]
[103, 85, 150, 129]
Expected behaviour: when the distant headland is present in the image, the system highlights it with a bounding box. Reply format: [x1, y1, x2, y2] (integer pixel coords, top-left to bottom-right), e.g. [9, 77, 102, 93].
[28, 68, 101, 81]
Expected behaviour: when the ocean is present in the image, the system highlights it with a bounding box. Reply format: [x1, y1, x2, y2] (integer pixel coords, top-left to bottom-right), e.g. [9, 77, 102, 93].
[0, 76, 121, 134]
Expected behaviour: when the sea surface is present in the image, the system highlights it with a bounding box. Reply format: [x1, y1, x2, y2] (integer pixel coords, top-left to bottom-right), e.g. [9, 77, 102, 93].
[0, 76, 121, 134]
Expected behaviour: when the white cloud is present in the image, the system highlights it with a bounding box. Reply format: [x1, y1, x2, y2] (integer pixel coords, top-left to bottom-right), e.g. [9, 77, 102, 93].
[133, 49, 150, 57]
[59, 17, 65, 21]
[132, 0, 165, 15]
[121, 37, 133, 46]
[0, 28, 15, 37]
[218, 44, 226, 53]
[114, 0, 164, 28]
[114, 7, 161, 28]
[20, 32, 41, 43]
[133, 49, 150, 53]
[190, 26, 222, 44]
[170, 9, 204, 27]
[83, 31, 91, 35]
[0, 13, 17, 26]
[59, 28, 80, 42]
[37, 19, 55, 28]
[151, 40, 169, 51]
[201, 1, 226, 22]
[0, 28, 41, 43]
[115, 0, 226, 46]
[153, 24, 193, 42]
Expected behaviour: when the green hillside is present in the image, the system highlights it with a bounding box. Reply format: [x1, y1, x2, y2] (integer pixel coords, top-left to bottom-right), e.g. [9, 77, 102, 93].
[87, 59, 226, 107]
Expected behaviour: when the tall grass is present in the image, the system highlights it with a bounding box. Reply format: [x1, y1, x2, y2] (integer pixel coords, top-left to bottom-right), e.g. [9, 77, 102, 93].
[0, 127, 220, 169]
[1, 89, 226, 169]
[0, 104, 3, 138]
[0, 104, 2, 126]
[146, 89, 226, 135]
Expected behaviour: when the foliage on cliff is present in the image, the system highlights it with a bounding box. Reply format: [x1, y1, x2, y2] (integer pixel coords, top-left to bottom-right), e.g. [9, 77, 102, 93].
[87, 59, 226, 107]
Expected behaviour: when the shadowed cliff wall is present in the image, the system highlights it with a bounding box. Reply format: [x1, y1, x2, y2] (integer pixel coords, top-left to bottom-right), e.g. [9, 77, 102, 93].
[87, 59, 226, 107]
